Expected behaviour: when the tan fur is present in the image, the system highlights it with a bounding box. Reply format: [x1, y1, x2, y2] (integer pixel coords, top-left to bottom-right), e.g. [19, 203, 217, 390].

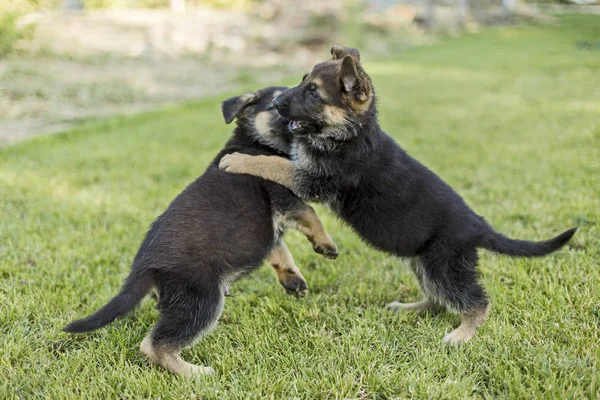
[311, 77, 324, 87]
[336, 55, 373, 114]
[254, 111, 272, 136]
[267, 241, 307, 296]
[323, 105, 348, 126]
[342, 80, 373, 114]
[288, 205, 338, 258]
[331, 45, 361, 61]
[219, 153, 296, 191]
[238, 92, 255, 103]
[443, 304, 490, 346]
[140, 335, 215, 378]
[310, 78, 331, 102]
[316, 89, 331, 102]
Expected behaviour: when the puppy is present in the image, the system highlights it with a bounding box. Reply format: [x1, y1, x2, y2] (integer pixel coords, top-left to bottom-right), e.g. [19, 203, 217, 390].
[63, 86, 338, 377]
[219, 47, 576, 345]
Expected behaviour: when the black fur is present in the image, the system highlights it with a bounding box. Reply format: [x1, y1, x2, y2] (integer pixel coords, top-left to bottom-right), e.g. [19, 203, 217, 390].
[63, 87, 328, 354]
[270, 50, 576, 315]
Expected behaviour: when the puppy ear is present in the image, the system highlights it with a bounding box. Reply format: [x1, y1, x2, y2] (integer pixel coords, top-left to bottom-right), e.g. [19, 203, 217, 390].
[221, 92, 257, 124]
[331, 45, 360, 62]
[340, 55, 367, 102]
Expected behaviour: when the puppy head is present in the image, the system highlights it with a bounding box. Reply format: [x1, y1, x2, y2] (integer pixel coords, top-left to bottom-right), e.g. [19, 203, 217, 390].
[272, 45, 374, 140]
[222, 86, 293, 153]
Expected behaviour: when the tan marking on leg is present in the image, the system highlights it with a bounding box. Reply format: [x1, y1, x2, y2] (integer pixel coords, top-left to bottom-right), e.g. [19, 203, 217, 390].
[290, 204, 338, 259]
[387, 298, 443, 313]
[254, 111, 272, 136]
[267, 241, 308, 297]
[443, 303, 490, 346]
[140, 335, 215, 378]
[219, 153, 296, 191]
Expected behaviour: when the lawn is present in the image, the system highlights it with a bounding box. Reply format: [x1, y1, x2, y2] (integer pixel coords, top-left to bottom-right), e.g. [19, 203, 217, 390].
[1, 14, 599, 399]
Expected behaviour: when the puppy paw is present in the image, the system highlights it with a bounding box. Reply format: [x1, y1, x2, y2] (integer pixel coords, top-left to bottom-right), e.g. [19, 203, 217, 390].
[282, 277, 309, 298]
[442, 328, 473, 347]
[387, 298, 442, 313]
[279, 271, 309, 298]
[185, 365, 216, 378]
[313, 242, 339, 259]
[219, 152, 251, 174]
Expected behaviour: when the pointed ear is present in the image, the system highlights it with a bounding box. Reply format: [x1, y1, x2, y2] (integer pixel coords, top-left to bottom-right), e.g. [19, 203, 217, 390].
[340, 55, 366, 101]
[331, 45, 360, 62]
[221, 92, 257, 124]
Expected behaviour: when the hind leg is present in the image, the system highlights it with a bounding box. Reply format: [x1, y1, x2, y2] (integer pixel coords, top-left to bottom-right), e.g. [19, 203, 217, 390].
[285, 204, 338, 259]
[140, 281, 224, 377]
[414, 249, 490, 346]
[443, 302, 490, 346]
[387, 258, 444, 313]
[140, 336, 214, 377]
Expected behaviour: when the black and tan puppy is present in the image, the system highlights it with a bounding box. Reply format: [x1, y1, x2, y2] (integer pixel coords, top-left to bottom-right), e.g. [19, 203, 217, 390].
[219, 47, 576, 346]
[63, 86, 338, 378]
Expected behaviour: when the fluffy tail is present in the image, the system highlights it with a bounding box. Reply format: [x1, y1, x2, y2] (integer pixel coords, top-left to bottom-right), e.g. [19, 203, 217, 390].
[481, 227, 576, 257]
[63, 272, 152, 333]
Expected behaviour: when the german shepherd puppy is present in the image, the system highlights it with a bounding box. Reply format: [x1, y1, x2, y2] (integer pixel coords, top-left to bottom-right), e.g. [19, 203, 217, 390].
[219, 47, 576, 345]
[63, 86, 338, 378]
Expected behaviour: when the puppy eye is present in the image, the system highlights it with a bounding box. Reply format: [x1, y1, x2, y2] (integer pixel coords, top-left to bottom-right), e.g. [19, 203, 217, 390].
[309, 89, 319, 100]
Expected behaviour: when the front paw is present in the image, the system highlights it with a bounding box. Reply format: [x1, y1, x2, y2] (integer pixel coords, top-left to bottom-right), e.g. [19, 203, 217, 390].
[313, 241, 339, 260]
[280, 275, 309, 298]
[219, 152, 251, 174]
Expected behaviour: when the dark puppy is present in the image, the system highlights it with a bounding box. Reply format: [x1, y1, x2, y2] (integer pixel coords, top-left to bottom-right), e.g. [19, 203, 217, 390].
[219, 47, 576, 345]
[63, 86, 338, 377]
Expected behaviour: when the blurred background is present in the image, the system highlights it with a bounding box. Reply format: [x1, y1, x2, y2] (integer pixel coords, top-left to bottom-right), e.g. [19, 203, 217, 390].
[1, 0, 598, 143]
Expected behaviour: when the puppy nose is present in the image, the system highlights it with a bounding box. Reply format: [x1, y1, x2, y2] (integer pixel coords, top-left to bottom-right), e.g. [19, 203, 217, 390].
[272, 96, 287, 113]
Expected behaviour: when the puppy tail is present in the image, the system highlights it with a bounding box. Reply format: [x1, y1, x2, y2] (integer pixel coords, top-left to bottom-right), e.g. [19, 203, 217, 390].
[63, 271, 153, 333]
[481, 227, 576, 257]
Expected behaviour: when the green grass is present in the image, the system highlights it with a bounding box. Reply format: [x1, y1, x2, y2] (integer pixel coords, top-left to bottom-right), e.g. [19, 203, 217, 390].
[1, 15, 599, 399]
